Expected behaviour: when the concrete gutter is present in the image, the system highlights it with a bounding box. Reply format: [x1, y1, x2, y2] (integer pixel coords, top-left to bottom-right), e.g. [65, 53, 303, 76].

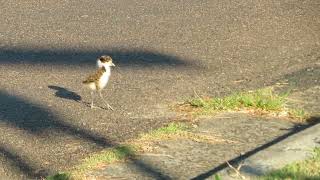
[219, 123, 320, 179]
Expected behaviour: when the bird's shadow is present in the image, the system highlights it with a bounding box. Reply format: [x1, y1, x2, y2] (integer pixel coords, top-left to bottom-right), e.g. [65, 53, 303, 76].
[48, 85, 82, 102]
[48, 86, 111, 110]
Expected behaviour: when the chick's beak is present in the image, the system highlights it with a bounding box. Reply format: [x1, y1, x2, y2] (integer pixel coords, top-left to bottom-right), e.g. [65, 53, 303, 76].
[110, 62, 115, 67]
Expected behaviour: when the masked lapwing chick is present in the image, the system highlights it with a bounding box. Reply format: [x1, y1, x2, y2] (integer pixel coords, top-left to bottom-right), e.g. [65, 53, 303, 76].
[83, 55, 115, 110]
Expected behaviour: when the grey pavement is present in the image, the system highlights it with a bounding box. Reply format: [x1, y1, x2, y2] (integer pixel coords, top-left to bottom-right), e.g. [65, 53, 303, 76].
[87, 113, 320, 180]
[86, 113, 296, 179]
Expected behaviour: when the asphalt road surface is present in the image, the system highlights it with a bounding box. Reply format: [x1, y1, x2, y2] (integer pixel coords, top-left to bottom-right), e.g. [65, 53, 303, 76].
[0, 0, 319, 179]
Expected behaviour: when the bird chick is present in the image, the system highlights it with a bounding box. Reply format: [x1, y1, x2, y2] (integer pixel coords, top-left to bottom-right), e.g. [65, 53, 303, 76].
[83, 55, 115, 110]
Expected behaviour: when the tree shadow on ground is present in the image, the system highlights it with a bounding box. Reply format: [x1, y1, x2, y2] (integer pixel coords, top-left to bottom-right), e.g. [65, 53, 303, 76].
[128, 158, 171, 180]
[0, 145, 47, 178]
[0, 90, 171, 179]
[191, 116, 320, 180]
[0, 90, 111, 146]
[0, 47, 198, 68]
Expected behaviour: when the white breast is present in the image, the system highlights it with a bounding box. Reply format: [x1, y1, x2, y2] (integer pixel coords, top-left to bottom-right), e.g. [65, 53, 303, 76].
[99, 67, 111, 89]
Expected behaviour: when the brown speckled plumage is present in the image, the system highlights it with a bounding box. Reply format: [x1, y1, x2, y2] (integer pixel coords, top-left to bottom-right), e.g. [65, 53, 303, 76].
[82, 66, 106, 90]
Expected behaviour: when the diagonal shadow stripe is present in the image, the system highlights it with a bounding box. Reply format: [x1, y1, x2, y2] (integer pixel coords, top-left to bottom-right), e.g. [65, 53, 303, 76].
[0, 90, 171, 179]
[0, 145, 47, 179]
[0, 90, 112, 147]
[0, 47, 200, 68]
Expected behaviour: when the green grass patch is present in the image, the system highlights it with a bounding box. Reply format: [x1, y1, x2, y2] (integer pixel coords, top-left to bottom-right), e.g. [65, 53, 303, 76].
[188, 88, 289, 115]
[135, 122, 228, 146]
[138, 122, 188, 141]
[261, 148, 320, 180]
[47, 123, 189, 179]
[47, 145, 136, 179]
[75, 145, 135, 173]
[46, 173, 70, 180]
[289, 109, 309, 120]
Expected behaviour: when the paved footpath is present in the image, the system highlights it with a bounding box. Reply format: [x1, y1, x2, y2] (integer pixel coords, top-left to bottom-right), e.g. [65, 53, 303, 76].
[85, 113, 300, 179]
[219, 122, 320, 180]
